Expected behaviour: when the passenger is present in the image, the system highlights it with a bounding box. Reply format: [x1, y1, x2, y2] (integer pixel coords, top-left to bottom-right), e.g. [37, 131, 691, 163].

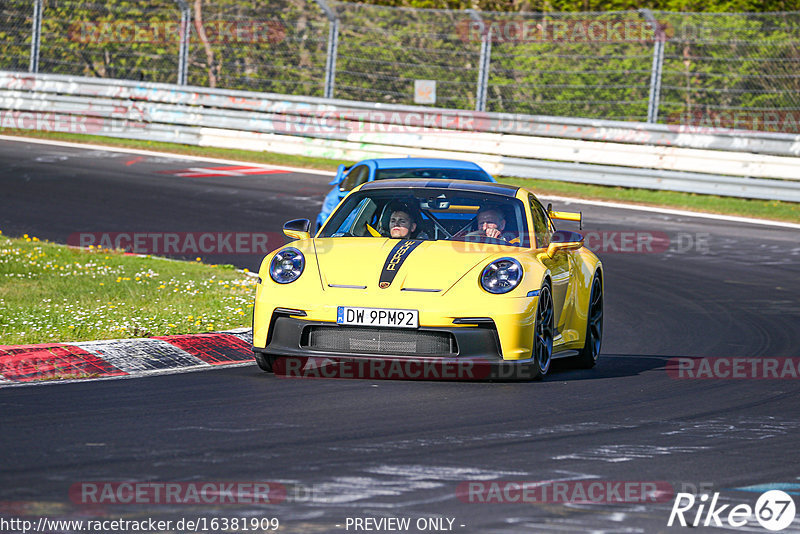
[383, 201, 427, 239]
[388, 208, 417, 239]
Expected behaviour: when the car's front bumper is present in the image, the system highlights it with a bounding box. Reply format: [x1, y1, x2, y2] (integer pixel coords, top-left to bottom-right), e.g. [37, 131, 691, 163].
[253, 315, 544, 380]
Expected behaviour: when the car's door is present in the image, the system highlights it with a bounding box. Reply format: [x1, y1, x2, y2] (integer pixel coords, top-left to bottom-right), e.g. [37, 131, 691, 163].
[529, 194, 572, 334]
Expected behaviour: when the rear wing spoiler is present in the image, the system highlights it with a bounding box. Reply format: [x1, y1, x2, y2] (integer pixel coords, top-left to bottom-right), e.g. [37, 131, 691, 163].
[329, 164, 353, 185]
[547, 203, 582, 229]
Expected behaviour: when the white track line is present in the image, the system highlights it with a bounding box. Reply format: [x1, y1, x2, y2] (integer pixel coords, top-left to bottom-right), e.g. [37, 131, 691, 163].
[0, 134, 334, 177]
[539, 195, 800, 230]
[2, 134, 797, 229]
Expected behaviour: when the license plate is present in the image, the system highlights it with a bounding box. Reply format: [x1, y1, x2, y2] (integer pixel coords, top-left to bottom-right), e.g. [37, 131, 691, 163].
[337, 306, 418, 328]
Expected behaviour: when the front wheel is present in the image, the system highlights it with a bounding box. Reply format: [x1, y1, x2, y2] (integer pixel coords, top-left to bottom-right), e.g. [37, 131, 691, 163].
[254, 352, 276, 373]
[573, 272, 603, 369]
[531, 283, 554, 380]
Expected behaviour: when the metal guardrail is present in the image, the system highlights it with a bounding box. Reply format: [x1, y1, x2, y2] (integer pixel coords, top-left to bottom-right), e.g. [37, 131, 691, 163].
[1, 71, 799, 202]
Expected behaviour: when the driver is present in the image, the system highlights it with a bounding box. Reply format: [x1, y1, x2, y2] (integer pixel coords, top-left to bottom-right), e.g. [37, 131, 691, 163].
[465, 205, 519, 244]
[475, 207, 506, 239]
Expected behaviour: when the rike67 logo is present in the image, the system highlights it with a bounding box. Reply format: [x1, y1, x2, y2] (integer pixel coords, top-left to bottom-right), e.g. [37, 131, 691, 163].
[668, 490, 796, 531]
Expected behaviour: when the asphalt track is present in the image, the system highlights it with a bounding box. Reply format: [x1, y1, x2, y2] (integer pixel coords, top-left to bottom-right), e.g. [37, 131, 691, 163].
[1, 138, 800, 533]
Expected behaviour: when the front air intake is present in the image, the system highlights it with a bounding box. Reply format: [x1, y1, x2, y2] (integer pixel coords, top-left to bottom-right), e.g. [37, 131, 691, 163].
[303, 326, 457, 356]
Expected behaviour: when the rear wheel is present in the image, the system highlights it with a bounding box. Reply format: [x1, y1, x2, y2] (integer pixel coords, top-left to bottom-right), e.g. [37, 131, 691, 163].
[531, 283, 554, 380]
[254, 352, 276, 373]
[574, 272, 603, 369]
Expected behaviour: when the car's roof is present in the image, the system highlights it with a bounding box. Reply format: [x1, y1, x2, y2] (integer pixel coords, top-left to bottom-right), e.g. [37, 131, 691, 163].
[359, 178, 519, 197]
[367, 158, 487, 171]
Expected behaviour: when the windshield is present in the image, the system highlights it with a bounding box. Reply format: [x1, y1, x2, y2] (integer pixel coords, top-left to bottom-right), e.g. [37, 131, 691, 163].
[375, 168, 492, 182]
[319, 188, 529, 247]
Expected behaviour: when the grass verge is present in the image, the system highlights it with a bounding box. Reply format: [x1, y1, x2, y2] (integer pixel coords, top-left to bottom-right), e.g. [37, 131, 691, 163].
[2, 130, 798, 223]
[0, 231, 256, 346]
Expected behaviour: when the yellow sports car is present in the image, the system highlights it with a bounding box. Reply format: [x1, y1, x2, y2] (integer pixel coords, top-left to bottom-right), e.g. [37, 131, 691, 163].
[252, 179, 603, 380]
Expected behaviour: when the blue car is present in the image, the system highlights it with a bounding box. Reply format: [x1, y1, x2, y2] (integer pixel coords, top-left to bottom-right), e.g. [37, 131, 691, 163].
[316, 158, 496, 231]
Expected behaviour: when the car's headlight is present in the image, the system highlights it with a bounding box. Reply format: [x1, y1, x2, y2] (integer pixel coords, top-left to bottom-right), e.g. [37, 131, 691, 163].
[480, 258, 523, 294]
[269, 248, 305, 284]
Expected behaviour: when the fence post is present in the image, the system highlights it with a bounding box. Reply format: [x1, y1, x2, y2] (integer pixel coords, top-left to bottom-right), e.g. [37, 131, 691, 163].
[468, 9, 491, 112]
[175, 0, 191, 85]
[314, 0, 339, 99]
[640, 9, 665, 123]
[28, 0, 43, 73]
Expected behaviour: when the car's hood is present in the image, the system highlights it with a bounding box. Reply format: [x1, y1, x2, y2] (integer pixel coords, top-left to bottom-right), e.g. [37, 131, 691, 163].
[313, 237, 511, 293]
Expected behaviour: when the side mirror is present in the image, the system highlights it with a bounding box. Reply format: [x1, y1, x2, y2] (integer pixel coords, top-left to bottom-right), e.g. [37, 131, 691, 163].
[329, 164, 347, 186]
[283, 218, 311, 241]
[546, 230, 584, 257]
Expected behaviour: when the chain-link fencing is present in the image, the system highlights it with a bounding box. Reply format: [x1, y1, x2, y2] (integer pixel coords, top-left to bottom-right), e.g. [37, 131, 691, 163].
[184, 0, 329, 96]
[658, 11, 800, 131]
[0, 1, 799, 130]
[0, 0, 34, 73]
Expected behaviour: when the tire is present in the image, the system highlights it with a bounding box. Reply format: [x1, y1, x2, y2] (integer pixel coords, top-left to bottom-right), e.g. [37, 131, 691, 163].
[573, 272, 603, 369]
[531, 282, 554, 380]
[254, 352, 276, 373]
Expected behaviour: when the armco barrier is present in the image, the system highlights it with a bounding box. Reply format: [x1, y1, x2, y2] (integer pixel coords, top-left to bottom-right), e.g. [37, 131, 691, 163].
[1, 71, 800, 202]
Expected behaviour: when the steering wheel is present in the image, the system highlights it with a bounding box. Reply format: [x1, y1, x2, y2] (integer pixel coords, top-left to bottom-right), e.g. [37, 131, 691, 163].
[463, 231, 508, 245]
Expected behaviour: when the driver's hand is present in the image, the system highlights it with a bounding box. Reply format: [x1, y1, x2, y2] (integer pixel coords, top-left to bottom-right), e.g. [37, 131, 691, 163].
[485, 227, 502, 239]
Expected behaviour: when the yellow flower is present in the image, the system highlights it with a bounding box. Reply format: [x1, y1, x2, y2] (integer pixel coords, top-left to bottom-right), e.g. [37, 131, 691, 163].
[196, 257, 201, 262]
